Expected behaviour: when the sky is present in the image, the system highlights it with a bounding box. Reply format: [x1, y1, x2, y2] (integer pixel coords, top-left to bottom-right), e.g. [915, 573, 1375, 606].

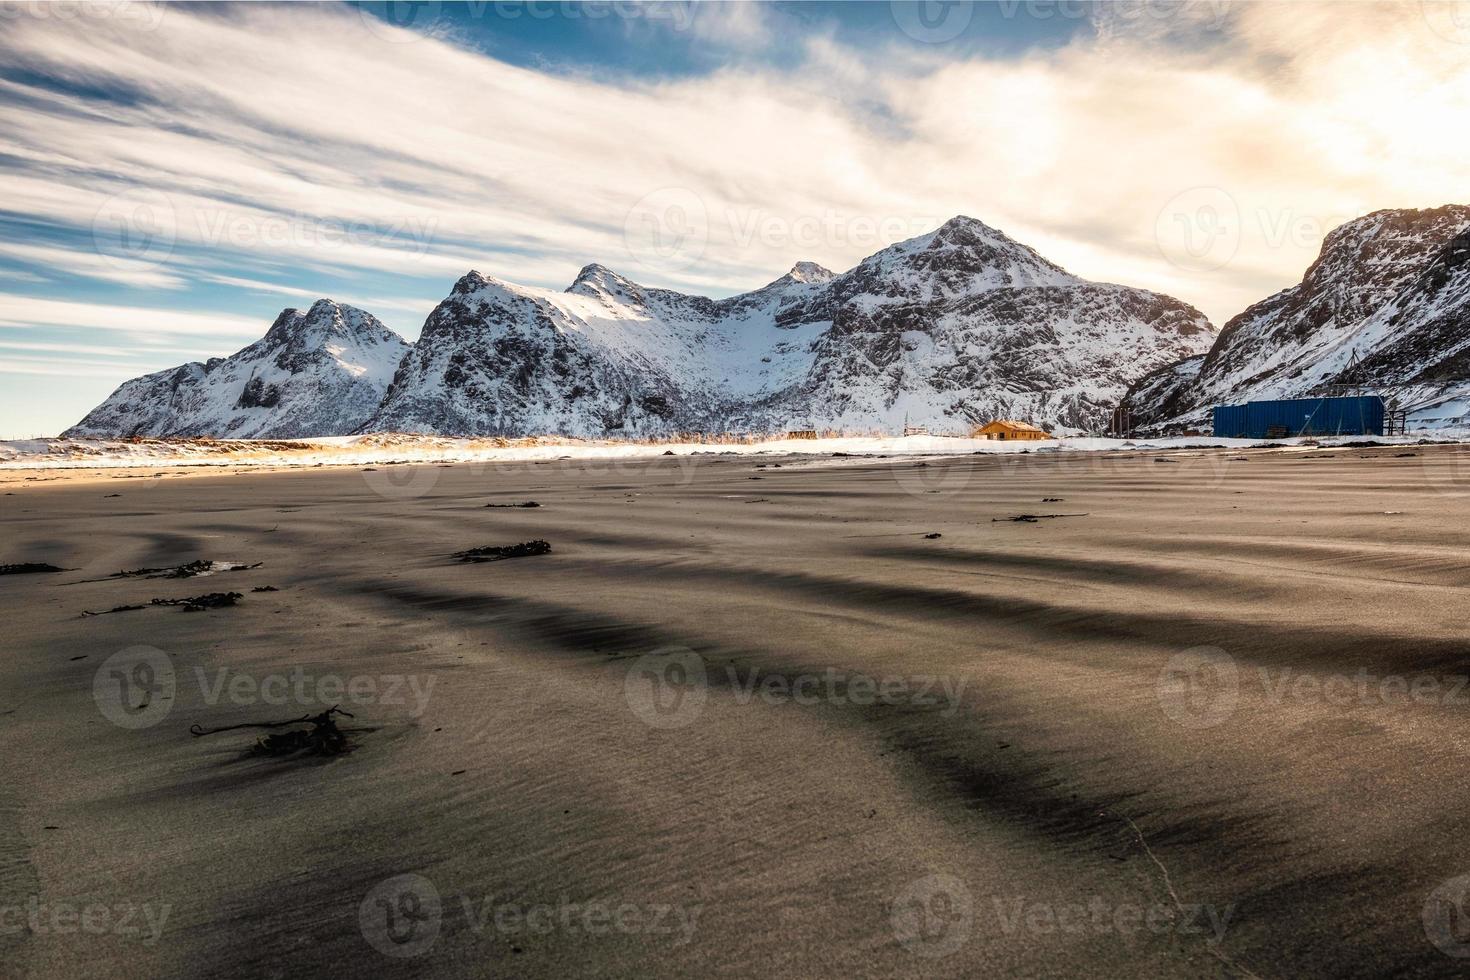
[2, 0, 1469, 437]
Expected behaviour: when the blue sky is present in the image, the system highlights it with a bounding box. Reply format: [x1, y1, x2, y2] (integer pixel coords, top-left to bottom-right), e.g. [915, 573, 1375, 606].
[1, 1, 1467, 437]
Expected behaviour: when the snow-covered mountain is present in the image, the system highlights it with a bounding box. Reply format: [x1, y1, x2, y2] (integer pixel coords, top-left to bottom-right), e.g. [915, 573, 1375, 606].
[64, 300, 410, 439]
[366, 216, 1216, 436]
[67, 216, 1217, 439]
[1123, 205, 1470, 431]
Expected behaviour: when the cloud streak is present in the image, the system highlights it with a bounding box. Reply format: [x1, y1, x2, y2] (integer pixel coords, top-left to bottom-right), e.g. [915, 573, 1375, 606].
[0, 295, 264, 336]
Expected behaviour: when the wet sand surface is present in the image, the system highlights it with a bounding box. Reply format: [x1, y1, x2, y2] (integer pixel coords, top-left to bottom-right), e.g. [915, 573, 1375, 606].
[4, 445, 1470, 978]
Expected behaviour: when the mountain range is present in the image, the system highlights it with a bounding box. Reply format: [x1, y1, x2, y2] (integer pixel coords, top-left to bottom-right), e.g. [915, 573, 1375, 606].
[66, 207, 1470, 440]
[64, 216, 1214, 440]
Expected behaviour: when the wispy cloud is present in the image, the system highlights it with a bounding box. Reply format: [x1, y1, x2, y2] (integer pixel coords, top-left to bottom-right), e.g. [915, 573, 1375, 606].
[0, 338, 140, 358]
[0, 240, 187, 289]
[0, 295, 264, 337]
[201, 274, 438, 315]
[0, 362, 161, 378]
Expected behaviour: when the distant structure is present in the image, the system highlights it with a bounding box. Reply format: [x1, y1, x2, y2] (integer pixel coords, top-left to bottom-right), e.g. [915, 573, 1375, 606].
[785, 429, 818, 440]
[1211, 396, 1385, 439]
[900, 412, 929, 437]
[1108, 405, 1133, 438]
[972, 420, 1052, 441]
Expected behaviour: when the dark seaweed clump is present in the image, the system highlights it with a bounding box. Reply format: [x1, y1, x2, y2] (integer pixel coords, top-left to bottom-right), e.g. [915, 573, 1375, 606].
[452, 541, 551, 562]
[152, 592, 243, 611]
[0, 563, 64, 575]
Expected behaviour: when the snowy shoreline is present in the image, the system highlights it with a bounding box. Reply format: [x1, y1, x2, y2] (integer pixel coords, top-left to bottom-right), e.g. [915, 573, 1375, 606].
[2, 431, 1461, 471]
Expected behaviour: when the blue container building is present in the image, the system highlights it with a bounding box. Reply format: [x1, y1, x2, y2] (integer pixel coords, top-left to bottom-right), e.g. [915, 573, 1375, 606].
[1211, 396, 1385, 439]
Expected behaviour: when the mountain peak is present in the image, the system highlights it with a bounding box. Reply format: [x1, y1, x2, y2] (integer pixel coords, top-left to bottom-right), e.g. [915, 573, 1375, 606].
[755, 260, 837, 294]
[452, 270, 492, 295]
[258, 300, 401, 361]
[929, 214, 1021, 249]
[851, 214, 1073, 290]
[264, 300, 337, 344]
[570, 262, 632, 285]
[574, 262, 617, 279]
[567, 262, 642, 300]
[785, 261, 835, 284]
[938, 214, 993, 232]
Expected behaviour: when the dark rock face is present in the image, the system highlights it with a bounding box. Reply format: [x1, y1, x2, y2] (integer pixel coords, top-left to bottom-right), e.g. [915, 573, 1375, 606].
[235, 376, 282, 409]
[1118, 356, 1206, 433]
[1124, 205, 1470, 430]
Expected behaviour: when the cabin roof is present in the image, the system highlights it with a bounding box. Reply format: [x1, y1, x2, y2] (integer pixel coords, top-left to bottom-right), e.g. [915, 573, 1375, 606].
[979, 419, 1047, 433]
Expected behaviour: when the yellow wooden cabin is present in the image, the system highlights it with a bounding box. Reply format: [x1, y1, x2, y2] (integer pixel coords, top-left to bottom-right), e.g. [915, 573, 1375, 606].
[972, 419, 1051, 441]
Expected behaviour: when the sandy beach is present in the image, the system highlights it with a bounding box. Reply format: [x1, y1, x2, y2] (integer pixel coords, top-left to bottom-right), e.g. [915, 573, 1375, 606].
[5, 443, 1470, 978]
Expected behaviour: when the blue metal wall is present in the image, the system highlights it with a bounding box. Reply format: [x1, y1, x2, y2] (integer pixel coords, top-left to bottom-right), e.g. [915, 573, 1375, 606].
[1211, 396, 1384, 439]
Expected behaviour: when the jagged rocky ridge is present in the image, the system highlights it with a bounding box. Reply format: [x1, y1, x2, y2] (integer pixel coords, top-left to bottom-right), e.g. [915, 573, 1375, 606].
[368, 216, 1214, 436]
[69, 216, 1217, 438]
[1123, 205, 1470, 431]
[64, 300, 410, 438]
